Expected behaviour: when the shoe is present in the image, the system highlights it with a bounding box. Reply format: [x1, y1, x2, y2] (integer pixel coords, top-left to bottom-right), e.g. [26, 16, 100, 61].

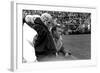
[65, 52, 71, 56]
[68, 52, 72, 55]
[65, 52, 69, 56]
[56, 52, 59, 56]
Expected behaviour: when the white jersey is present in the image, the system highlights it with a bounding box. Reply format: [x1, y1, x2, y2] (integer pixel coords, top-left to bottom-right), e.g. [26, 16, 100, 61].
[23, 23, 37, 63]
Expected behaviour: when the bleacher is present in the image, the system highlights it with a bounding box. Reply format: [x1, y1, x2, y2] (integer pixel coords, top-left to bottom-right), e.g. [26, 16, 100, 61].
[23, 10, 91, 34]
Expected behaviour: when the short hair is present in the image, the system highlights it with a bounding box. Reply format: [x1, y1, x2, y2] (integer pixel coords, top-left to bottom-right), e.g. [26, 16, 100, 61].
[40, 13, 52, 23]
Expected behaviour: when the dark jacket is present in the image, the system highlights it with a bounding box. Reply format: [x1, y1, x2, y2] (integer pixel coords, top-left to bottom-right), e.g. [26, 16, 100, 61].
[32, 18, 56, 56]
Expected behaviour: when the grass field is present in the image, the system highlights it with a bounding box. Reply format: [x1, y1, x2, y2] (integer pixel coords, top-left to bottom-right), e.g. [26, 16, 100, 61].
[62, 34, 91, 59]
[37, 34, 91, 61]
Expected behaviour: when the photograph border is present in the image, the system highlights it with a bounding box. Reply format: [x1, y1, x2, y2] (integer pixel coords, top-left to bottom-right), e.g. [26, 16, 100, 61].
[11, 1, 97, 71]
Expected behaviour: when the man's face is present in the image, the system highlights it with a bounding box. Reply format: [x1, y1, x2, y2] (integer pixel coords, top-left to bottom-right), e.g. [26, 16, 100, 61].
[45, 20, 53, 29]
[57, 27, 62, 35]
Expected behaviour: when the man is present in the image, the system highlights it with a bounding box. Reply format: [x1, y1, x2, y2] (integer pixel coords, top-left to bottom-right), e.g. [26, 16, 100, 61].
[23, 15, 40, 62]
[51, 21, 71, 56]
[24, 13, 57, 60]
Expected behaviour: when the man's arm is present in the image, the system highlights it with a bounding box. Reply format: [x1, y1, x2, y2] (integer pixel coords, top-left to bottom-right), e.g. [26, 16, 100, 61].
[32, 24, 47, 45]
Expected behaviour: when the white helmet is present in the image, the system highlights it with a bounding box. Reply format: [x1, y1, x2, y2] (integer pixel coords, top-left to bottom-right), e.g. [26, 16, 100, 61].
[25, 15, 40, 24]
[40, 13, 52, 24]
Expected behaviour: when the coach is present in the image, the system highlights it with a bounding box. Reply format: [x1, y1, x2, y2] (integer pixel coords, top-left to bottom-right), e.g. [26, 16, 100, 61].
[24, 13, 57, 59]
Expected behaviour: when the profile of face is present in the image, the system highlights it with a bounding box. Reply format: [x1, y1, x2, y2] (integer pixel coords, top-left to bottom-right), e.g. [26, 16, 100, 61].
[40, 13, 53, 29]
[57, 27, 62, 35]
[46, 20, 53, 29]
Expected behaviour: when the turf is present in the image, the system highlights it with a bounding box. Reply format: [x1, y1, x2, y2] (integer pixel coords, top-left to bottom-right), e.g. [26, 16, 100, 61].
[37, 34, 91, 61]
[62, 34, 91, 59]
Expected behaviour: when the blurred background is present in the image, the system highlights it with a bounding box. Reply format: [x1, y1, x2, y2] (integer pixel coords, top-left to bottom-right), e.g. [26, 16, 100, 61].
[23, 10, 91, 35]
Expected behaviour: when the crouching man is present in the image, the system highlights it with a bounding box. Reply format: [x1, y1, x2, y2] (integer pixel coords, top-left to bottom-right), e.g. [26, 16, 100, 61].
[51, 23, 71, 56]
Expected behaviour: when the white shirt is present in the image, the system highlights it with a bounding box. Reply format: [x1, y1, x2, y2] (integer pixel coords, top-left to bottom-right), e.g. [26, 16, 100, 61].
[23, 23, 37, 63]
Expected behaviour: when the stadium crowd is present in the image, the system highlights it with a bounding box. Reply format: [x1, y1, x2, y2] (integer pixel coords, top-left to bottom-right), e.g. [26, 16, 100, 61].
[23, 10, 91, 34]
